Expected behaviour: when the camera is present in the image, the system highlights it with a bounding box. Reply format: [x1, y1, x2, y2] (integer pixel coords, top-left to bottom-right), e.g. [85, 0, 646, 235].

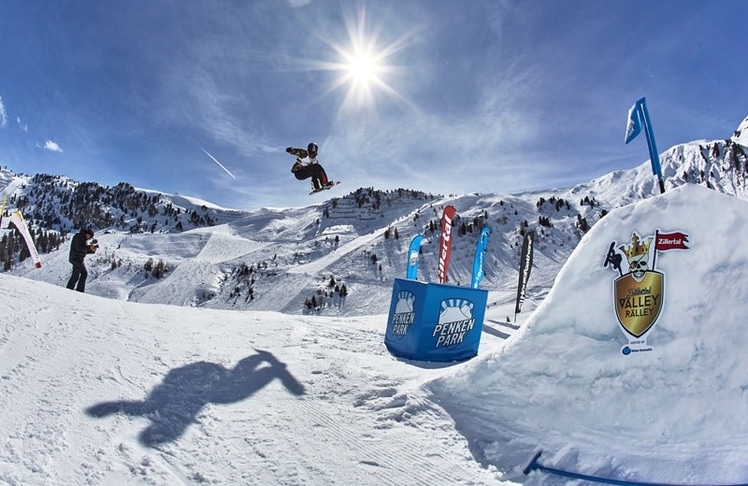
[90, 238, 99, 249]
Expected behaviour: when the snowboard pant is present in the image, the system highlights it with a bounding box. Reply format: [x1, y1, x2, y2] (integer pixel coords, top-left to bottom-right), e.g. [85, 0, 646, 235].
[293, 164, 328, 189]
[67, 260, 88, 292]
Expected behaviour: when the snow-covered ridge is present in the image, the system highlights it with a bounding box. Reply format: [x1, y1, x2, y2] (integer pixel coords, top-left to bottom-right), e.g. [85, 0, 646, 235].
[731, 114, 748, 146]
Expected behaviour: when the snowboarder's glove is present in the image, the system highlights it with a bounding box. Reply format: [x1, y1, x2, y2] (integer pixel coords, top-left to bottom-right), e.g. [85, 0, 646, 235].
[286, 147, 294, 154]
[291, 161, 303, 173]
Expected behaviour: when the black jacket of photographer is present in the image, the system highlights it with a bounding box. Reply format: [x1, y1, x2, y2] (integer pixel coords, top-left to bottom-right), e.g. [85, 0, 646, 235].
[69, 230, 95, 264]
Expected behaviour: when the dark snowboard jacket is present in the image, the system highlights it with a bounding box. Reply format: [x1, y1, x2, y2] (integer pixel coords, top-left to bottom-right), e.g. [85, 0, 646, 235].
[286, 147, 327, 182]
[69, 231, 94, 264]
[286, 147, 311, 160]
[286, 147, 321, 171]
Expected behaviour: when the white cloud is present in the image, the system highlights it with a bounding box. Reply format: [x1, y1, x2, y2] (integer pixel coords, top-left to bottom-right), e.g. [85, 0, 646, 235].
[0, 96, 7, 128]
[42, 140, 63, 153]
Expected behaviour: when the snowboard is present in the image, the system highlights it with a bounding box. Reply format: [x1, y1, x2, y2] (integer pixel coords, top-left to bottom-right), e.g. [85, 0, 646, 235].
[310, 181, 340, 195]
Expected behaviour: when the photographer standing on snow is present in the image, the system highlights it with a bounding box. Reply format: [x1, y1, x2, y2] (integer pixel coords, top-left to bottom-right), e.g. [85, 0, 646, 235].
[66, 228, 97, 293]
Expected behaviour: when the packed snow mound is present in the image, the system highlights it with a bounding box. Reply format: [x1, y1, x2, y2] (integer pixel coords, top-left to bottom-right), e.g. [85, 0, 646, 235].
[430, 183, 748, 484]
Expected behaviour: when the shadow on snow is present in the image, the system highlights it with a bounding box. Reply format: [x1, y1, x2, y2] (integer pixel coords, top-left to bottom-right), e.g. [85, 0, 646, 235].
[85, 349, 305, 447]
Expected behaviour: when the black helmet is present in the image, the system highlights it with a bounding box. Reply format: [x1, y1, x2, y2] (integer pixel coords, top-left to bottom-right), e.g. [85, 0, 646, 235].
[307, 142, 318, 157]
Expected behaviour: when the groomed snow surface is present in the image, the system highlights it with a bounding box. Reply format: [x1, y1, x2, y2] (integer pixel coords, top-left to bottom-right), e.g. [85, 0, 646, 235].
[2, 184, 748, 485]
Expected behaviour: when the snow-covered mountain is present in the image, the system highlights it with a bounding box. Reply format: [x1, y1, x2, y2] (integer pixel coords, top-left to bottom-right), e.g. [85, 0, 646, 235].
[2, 116, 748, 485]
[3, 161, 748, 485]
[2, 115, 747, 317]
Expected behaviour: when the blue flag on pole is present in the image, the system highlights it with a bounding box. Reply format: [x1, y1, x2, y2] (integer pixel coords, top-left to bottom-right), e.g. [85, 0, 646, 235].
[624, 102, 643, 145]
[625, 97, 665, 194]
[406, 234, 424, 280]
[471, 227, 490, 289]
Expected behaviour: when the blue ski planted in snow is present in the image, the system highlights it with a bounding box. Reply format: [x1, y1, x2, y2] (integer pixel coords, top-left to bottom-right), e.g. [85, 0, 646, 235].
[524, 450, 748, 486]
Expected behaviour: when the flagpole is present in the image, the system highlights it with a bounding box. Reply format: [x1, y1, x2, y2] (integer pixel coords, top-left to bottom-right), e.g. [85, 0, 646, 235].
[638, 98, 666, 194]
[0, 196, 6, 228]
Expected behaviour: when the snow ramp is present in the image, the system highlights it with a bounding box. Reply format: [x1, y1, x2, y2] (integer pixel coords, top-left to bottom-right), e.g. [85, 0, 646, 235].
[429, 184, 748, 484]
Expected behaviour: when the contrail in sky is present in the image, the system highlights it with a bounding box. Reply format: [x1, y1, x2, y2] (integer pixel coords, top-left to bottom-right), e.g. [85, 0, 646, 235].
[198, 145, 236, 179]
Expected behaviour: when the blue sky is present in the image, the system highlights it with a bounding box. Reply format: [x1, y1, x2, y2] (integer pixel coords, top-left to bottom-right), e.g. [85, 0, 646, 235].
[1, 1, 747, 210]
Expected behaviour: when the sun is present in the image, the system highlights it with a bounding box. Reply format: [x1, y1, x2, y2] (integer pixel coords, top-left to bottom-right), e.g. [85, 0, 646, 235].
[336, 45, 388, 109]
[346, 51, 380, 86]
[315, 7, 412, 113]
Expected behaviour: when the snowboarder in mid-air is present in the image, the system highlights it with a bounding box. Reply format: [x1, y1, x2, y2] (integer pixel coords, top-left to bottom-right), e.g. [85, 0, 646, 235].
[286, 142, 337, 193]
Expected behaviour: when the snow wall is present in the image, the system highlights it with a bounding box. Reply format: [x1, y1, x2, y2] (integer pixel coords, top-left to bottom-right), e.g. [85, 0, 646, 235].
[429, 183, 748, 482]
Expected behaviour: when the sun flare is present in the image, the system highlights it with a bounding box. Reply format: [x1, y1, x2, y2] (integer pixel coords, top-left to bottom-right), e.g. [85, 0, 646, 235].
[313, 7, 413, 113]
[345, 50, 381, 86]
